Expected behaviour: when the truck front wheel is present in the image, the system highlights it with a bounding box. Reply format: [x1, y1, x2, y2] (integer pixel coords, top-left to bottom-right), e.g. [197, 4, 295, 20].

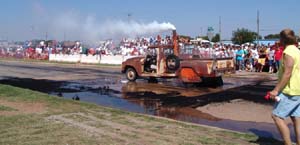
[126, 68, 137, 81]
[214, 76, 224, 86]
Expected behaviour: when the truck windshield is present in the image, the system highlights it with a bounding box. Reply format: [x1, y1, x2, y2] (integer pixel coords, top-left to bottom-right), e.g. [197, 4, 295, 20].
[163, 48, 174, 55]
[181, 45, 195, 54]
[145, 48, 157, 56]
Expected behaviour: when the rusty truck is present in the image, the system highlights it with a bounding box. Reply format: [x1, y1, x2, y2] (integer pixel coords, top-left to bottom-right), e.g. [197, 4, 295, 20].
[121, 30, 235, 86]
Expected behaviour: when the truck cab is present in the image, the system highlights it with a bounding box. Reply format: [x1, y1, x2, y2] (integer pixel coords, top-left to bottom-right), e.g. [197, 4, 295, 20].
[121, 44, 180, 81]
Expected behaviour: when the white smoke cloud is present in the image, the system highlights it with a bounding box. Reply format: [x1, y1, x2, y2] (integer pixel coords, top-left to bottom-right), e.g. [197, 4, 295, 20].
[51, 12, 176, 42]
[100, 20, 176, 38]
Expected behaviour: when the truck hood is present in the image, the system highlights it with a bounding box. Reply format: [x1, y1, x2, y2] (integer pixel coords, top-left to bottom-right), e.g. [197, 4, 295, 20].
[123, 56, 144, 62]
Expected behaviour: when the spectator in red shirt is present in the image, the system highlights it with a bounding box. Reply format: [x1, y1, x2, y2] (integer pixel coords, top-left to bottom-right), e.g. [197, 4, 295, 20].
[274, 46, 283, 71]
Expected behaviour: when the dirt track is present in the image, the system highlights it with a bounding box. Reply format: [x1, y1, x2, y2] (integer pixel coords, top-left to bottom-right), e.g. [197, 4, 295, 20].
[0, 60, 292, 140]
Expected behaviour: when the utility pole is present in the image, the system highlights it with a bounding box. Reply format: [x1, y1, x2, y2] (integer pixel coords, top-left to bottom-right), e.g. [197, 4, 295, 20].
[128, 13, 132, 23]
[199, 27, 203, 37]
[257, 10, 260, 46]
[219, 16, 222, 43]
[299, 30, 300, 41]
[45, 31, 48, 41]
[30, 25, 35, 40]
[63, 31, 66, 41]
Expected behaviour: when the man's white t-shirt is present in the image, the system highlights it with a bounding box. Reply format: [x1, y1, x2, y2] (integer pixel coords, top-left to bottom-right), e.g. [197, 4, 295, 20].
[251, 49, 259, 59]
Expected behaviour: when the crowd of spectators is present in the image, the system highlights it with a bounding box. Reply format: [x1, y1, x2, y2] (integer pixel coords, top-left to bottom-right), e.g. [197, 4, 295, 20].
[193, 42, 286, 73]
[1, 36, 297, 74]
[233, 43, 285, 73]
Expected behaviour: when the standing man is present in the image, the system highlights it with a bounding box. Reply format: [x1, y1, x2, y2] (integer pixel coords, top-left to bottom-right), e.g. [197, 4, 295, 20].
[268, 46, 276, 73]
[274, 43, 283, 72]
[236, 45, 244, 71]
[270, 29, 300, 145]
[251, 45, 259, 71]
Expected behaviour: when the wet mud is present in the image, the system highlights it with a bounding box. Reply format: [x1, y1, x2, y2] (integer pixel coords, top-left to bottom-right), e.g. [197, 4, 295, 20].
[0, 75, 292, 141]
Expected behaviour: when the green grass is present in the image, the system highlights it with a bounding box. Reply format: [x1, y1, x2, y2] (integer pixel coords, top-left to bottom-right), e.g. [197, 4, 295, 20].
[0, 105, 18, 111]
[0, 115, 101, 145]
[0, 84, 283, 145]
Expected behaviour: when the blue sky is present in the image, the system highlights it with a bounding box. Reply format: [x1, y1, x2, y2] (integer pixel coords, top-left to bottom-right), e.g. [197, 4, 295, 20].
[0, 0, 299, 41]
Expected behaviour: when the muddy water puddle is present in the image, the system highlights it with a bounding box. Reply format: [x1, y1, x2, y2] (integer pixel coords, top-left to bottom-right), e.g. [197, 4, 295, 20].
[0, 76, 291, 141]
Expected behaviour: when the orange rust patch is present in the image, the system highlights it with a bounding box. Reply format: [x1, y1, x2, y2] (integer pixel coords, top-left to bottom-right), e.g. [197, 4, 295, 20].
[180, 68, 201, 82]
[0, 99, 46, 116]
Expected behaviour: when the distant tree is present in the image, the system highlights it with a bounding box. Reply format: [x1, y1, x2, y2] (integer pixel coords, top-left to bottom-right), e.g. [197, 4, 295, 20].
[231, 28, 259, 44]
[264, 34, 280, 39]
[199, 36, 209, 40]
[178, 35, 191, 40]
[14, 41, 25, 45]
[211, 33, 220, 42]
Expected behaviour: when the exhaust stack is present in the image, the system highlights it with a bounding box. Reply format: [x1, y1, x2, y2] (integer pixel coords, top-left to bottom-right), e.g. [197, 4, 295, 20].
[172, 30, 179, 56]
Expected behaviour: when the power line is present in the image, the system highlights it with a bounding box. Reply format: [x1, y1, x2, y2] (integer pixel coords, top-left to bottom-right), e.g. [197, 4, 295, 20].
[260, 29, 278, 32]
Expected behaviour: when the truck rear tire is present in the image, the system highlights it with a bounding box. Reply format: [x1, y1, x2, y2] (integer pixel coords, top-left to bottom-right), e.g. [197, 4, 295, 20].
[166, 55, 180, 72]
[126, 68, 137, 82]
[202, 76, 224, 87]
